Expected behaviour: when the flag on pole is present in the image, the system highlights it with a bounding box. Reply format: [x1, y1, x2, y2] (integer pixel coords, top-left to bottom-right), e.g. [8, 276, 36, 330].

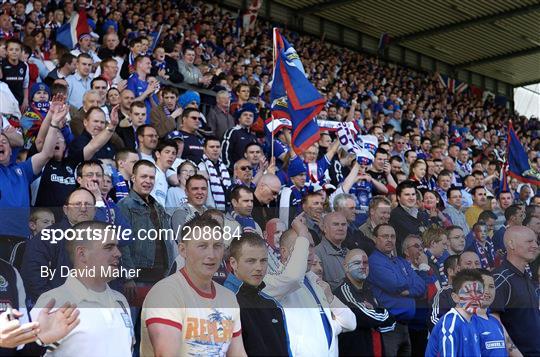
[55, 10, 91, 49]
[149, 25, 164, 53]
[506, 121, 540, 186]
[270, 28, 325, 154]
[499, 162, 509, 194]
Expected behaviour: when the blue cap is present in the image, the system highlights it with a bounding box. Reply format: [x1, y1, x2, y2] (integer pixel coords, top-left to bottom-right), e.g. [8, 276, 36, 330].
[30, 83, 50, 100]
[167, 130, 184, 141]
[234, 102, 258, 120]
[287, 157, 306, 178]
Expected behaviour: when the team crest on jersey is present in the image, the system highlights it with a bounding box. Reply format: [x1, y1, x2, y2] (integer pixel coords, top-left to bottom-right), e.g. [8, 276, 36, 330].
[15, 168, 22, 176]
[66, 166, 73, 175]
[19, 68, 24, 75]
[0, 275, 8, 291]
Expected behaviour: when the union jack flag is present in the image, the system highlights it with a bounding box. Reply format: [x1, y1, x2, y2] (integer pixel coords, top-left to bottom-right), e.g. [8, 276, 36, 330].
[436, 73, 468, 95]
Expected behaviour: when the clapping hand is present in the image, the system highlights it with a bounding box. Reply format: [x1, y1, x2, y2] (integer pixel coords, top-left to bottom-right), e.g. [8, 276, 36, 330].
[37, 299, 80, 344]
[50, 97, 69, 128]
[110, 105, 120, 128]
[0, 309, 39, 348]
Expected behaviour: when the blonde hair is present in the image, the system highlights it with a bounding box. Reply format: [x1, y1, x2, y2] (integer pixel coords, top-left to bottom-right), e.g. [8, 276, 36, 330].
[422, 226, 446, 247]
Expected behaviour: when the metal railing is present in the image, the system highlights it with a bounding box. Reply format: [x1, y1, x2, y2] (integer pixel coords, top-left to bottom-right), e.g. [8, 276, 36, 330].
[158, 79, 217, 116]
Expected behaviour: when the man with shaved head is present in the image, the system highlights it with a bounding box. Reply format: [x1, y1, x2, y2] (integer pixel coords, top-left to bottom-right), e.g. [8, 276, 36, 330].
[252, 174, 281, 228]
[334, 249, 395, 356]
[315, 212, 349, 290]
[491, 226, 539, 355]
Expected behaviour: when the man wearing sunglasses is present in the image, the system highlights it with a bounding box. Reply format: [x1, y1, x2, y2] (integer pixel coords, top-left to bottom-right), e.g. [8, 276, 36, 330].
[233, 158, 255, 189]
[252, 173, 281, 229]
[178, 108, 204, 164]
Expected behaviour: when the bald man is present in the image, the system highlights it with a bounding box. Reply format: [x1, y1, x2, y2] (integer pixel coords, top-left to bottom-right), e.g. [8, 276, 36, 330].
[335, 249, 395, 356]
[491, 226, 539, 355]
[252, 174, 281, 228]
[315, 212, 349, 290]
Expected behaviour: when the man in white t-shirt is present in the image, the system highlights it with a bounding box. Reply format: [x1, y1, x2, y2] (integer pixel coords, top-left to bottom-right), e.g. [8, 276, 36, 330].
[150, 139, 177, 207]
[30, 221, 134, 357]
[141, 216, 247, 356]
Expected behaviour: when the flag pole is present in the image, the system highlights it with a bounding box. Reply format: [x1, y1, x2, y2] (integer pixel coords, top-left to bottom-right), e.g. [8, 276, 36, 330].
[270, 28, 277, 162]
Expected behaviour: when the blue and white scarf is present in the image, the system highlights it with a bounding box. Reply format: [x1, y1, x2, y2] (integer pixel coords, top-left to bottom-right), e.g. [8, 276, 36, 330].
[200, 154, 232, 211]
[231, 211, 257, 233]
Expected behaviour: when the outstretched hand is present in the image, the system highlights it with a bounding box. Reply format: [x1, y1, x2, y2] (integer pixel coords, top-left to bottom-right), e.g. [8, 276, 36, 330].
[50, 100, 69, 128]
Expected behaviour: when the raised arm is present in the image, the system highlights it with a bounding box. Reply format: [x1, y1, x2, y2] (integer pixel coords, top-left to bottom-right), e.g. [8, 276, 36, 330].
[35, 108, 53, 151]
[83, 105, 119, 160]
[345, 99, 357, 122]
[340, 161, 361, 194]
[324, 139, 340, 162]
[31, 102, 68, 175]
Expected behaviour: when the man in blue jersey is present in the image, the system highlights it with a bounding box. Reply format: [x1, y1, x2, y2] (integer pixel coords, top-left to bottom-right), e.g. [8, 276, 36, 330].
[426, 269, 483, 357]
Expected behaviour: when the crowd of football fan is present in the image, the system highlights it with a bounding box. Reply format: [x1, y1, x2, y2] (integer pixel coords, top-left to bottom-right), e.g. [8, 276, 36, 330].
[0, 0, 539, 356]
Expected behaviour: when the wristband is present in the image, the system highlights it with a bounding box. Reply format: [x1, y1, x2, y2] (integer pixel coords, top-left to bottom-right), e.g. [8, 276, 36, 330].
[36, 337, 59, 351]
[106, 127, 115, 133]
[50, 124, 62, 130]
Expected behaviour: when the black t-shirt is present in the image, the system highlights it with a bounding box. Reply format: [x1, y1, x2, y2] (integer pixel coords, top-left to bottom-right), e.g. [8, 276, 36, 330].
[180, 130, 204, 164]
[68, 130, 116, 160]
[35, 153, 82, 209]
[491, 260, 540, 355]
[367, 169, 388, 195]
[1, 59, 27, 105]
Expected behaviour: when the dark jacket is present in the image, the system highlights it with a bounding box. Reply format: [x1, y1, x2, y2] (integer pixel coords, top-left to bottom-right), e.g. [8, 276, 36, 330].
[150, 56, 183, 84]
[20, 219, 73, 305]
[389, 205, 430, 255]
[224, 273, 290, 356]
[334, 278, 395, 356]
[429, 285, 454, 331]
[221, 125, 257, 169]
[116, 125, 138, 150]
[68, 129, 116, 161]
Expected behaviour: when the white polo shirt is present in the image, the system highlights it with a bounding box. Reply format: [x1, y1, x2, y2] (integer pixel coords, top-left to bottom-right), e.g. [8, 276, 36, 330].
[150, 166, 168, 207]
[30, 277, 133, 357]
